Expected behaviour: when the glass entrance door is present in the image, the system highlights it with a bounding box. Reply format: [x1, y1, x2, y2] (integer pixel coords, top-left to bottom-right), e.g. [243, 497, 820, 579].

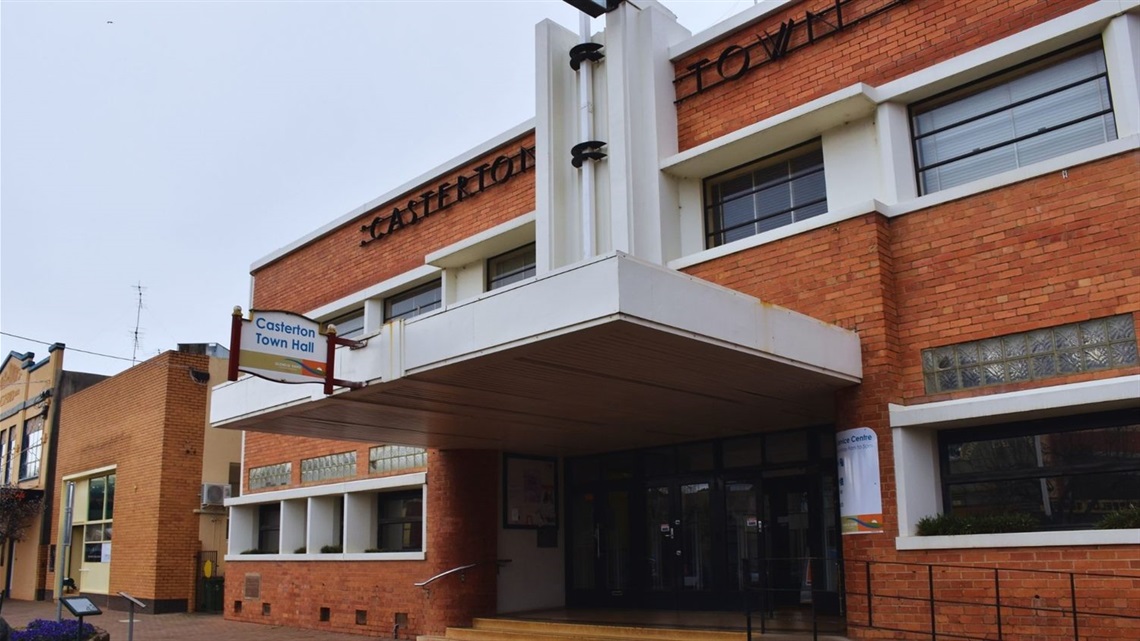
[644, 480, 714, 605]
[565, 428, 844, 614]
[569, 488, 632, 606]
[761, 474, 815, 609]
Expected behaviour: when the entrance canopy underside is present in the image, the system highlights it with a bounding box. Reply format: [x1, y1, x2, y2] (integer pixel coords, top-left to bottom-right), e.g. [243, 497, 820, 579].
[212, 253, 862, 456]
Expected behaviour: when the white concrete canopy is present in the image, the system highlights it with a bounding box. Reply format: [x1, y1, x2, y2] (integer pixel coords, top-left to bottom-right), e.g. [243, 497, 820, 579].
[211, 252, 861, 456]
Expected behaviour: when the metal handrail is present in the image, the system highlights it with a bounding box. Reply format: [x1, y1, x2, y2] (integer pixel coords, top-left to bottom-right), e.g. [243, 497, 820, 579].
[744, 555, 843, 641]
[414, 563, 477, 588]
[847, 558, 1140, 641]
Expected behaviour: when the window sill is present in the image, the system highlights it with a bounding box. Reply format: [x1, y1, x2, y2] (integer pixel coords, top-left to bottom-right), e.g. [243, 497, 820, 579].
[225, 551, 425, 562]
[882, 135, 1139, 220]
[668, 200, 882, 271]
[896, 528, 1140, 551]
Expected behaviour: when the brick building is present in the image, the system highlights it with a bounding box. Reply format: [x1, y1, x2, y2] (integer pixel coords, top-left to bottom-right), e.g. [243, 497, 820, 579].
[1, 346, 104, 602]
[212, 0, 1140, 638]
[44, 344, 240, 613]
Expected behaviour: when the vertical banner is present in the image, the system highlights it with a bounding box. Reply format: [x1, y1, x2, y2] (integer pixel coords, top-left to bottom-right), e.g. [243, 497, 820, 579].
[836, 427, 883, 534]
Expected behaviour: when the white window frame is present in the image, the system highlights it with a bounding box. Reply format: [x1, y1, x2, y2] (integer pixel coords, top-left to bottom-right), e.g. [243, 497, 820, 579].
[225, 472, 426, 561]
[891, 376, 1140, 551]
[703, 140, 828, 248]
[910, 41, 1117, 195]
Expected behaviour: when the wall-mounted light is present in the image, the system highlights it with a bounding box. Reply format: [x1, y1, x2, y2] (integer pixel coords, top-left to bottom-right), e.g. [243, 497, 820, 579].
[561, 0, 621, 18]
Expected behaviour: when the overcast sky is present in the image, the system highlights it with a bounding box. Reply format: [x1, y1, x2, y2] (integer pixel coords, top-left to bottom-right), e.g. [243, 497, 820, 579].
[1, 0, 754, 377]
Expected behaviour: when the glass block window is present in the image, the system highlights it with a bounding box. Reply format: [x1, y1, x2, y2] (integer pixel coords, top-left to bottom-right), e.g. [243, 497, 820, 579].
[369, 445, 426, 474]
[923, 314, 1138, 393]
[704, 141, 827, 248]
[249, 462, 292, 490]
[384, 280, 442, 322]
[912, 43, 1116, 194]
[301, 451, 357, 483]
[487, 244, 536, 291]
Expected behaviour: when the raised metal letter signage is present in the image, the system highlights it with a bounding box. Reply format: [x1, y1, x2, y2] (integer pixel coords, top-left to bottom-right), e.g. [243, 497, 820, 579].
[360, 145, 536, 247]
[226, 307, 364, 394]
[836, 427, 883, 534]
[673, 0, 909, 102]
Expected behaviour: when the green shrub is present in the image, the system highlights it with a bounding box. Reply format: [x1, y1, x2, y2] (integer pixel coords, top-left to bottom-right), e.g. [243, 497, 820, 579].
[294, 546, 307, 554]
[319, 544, 343, 553]
[364, 548, 383, 553]
[1097, 505, 1140, 529]
[916, 512, 1038, 536]
[240, 548, 271, 554]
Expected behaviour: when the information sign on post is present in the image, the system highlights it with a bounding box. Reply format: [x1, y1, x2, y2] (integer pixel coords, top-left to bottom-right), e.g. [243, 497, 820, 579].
[60, 595, 102, 640]
[234, 309, 328, 383]
[226, 307, 365, 394]
[836, 427, 884, 534]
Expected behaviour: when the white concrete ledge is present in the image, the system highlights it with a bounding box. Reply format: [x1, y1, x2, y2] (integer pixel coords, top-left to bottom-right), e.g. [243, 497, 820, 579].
[897, 528, 1140, 551]
[668, 199, 882, 270]
[426, 212, 536, 268]
[224, 551, 425, 562]
[889, 376, 1140, 430]
[660, 84, 877, 179]
[881, 136, 1140, 220]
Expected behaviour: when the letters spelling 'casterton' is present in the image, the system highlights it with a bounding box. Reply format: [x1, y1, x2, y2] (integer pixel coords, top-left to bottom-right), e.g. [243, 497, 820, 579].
[360, 145, 536, 247]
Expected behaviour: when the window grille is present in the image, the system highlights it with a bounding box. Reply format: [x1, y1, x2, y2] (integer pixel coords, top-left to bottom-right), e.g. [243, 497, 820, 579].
[487, 244, 536, 290]
[384, 281, 442, 322]
[912, 43, 1116, 194]
[704, 141, 827, 248]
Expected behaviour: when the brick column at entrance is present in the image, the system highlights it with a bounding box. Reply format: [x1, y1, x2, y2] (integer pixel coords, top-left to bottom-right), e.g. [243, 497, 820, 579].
[422, 449, 499, 634]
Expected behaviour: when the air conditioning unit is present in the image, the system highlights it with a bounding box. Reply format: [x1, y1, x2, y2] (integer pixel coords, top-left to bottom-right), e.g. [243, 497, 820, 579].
[201, 483, 232, 506]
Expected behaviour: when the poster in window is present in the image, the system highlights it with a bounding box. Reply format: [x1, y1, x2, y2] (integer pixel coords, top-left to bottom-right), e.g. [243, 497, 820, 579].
[503, 454, 557, 529]
[836, 427, 883, 534]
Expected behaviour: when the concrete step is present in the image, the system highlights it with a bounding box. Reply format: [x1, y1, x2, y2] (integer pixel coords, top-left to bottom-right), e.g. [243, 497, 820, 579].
[419, 617, 748, 641]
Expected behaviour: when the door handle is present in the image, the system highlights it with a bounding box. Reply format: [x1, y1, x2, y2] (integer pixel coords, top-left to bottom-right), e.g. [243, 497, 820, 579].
[595, 525, 601, 559]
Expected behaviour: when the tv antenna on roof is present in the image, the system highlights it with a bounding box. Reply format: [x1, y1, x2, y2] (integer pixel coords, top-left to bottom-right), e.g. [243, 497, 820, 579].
[131, 281, 146, 365]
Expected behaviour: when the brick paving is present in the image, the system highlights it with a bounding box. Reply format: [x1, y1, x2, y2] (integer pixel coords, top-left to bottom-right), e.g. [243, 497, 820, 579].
[0, 599, 394, 641]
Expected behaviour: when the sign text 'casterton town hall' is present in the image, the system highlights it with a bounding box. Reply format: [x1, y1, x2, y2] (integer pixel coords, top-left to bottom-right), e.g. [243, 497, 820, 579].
[361, 145, 537, 247]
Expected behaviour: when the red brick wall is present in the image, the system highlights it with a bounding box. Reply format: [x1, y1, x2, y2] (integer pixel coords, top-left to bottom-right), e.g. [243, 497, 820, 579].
[241, 433, 381, 494]
[223, 559, 428, 635]
[846, 549, 1140, 641]
[421, 449, 498, 632]
[48, 351, 210, 611]
[673, 0, 1098, 151]
[892, 152, 1140, 403]
[251, 133, 536, 314]
[684, 150, 1140, 640]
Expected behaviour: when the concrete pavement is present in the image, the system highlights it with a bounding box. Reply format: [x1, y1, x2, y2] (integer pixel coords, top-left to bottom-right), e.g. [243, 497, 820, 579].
[0, 598, 395, 641]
